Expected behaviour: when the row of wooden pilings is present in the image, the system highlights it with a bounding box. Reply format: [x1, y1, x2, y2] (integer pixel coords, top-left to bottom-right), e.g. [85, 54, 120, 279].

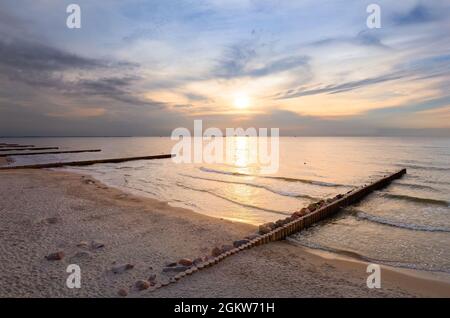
[143, 169, 407, 292]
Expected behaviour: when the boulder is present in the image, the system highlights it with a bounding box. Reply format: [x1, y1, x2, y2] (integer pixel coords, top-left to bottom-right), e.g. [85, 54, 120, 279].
[111, 263, 134, 274]
[45, 251, 64, 261]
[76, 241, 89, 248]
[178, 258, 193, 266]
[211, 247, 222, 257]
[233, 239, 249, 248]
[135, 280, 150, 291]
[221, 245, 233, 253]
[91, 240, 105, 249]
[258, 224, 271, 235]
[46, 217, 59, 224]
[244, 234, 260, 240]
[193, 258, 203, 266]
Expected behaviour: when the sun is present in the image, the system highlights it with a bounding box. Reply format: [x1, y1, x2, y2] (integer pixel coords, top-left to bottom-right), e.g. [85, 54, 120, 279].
[233, 94, 250, 110]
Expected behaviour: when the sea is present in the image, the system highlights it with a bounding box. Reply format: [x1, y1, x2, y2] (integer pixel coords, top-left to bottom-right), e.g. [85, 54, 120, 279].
[2, 136, 449, 274]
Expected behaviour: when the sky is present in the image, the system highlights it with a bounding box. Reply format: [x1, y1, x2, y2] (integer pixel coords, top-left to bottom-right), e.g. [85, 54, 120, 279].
[0, 0, 449, 136]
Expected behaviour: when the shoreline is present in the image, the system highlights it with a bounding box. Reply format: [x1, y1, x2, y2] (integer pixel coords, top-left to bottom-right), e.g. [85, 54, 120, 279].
[0, 169, 449, 297]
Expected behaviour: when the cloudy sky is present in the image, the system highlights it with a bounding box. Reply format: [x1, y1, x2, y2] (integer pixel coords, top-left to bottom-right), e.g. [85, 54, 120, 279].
[0, 0, 449, 136]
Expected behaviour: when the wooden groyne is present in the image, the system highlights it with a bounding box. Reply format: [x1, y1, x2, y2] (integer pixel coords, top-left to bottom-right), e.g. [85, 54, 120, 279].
[136, 169, 407, 293]
[0, 147, 59, 152]
[0, 144, 34, 147]
[0, 154, 174, 170]
[0, 149, 101, 157]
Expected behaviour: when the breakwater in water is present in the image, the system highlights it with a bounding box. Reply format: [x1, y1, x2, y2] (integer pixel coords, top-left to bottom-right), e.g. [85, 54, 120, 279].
[126, 169, 407, 294]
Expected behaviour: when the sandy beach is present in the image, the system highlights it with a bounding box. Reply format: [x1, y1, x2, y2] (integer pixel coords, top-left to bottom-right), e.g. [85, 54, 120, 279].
[1, 169, 449, 298]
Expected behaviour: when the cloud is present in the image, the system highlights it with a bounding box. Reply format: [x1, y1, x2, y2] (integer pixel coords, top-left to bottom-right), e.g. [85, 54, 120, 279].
[311, 30, 388, 49]
[0, 38, 162, 108]
[392, 4, 438, 25]
[47, 107, 107, 118]
[212, 41, 310, 79]
[274, 73, 405, 100]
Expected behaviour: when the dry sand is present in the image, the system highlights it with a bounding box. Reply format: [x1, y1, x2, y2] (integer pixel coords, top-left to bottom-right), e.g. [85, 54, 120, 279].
[0, 169, 449, 298]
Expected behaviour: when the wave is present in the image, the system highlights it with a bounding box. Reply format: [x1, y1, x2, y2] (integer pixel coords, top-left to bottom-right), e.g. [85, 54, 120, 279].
[180, 173, 319, 201]
[199, 167, 350, 188]
[175, 182, 292, 216]
[286, 238, 450, 274]
[348, 208, 450, 233]
[393, 182, 439, 192]
[379, 192, 450, 207]
[395, 163, 450, 172]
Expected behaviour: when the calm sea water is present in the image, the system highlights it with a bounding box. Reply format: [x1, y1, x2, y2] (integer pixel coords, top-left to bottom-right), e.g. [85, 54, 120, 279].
[2, 137, 450, 274]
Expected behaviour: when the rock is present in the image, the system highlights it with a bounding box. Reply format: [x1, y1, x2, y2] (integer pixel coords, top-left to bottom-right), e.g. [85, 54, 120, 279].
[193, 257, 203, 266]
[76, 241, 89, 248]
[178, 258, 193, 266]
[244, 234, 260, 240]
[292, 212, 302, 218]
[267, 222, 276, 229]
[46, 217, 59, 224]
[221, 245, 233, 253]
[91, 241, 105, 249]
[275, 220, 284, 227]
[165, 262, 177, 267]
[233, 239, 249, 248]
[211, 247, 222, 257]
[162, 265, 189, 273]
[284, 216, 293, 223]
[117, 288, 128, 297]
[111, 263, 134, 274]
[307, 203, 318, 211]
[135, 280, 150, 291]
[258, 224, 271, 235]
[45, 251, 64, 261]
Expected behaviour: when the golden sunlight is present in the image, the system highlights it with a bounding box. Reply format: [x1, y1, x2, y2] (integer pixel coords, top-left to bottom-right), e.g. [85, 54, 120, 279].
[233, 94, 250, 110]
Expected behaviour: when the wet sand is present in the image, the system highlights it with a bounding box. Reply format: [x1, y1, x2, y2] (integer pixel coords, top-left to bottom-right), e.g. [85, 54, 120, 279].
[0, 169, 449, 297]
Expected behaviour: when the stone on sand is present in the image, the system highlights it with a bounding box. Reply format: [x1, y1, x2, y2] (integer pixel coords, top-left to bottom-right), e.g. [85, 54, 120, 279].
[193, 257, 203, 266]
[178, 258, 193, 266]
[221, 245, 233, 253]
[258, 224, 271, 235]
[76, 241, 89, 248]
[91, 240, 105, 249]
[211, 247, 222, 257]
[233, 239, 249, 247]
[135, 280, 150, 291]
[117, 288, 128, 297]
[45, 251, 64, 261]
[111, 263, 134, 274]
